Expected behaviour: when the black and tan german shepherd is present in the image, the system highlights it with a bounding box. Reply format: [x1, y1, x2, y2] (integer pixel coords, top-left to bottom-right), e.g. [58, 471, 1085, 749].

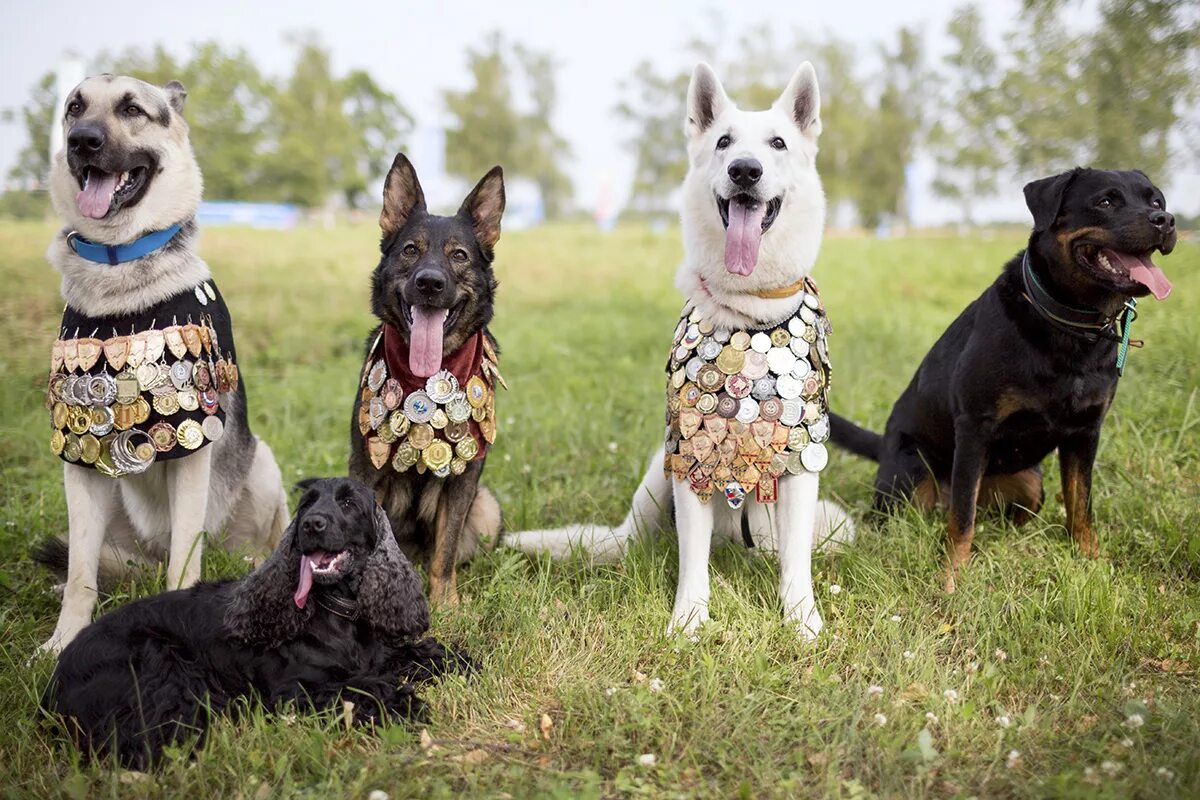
[830, 168, 1176, 591]
[348, 154, 505, 604]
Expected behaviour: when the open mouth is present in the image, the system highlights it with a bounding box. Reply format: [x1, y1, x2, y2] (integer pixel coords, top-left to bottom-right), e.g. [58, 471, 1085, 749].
[400, 299, 463, 378]
[306, 549, 349, 576]
[716, 193, 783, 276]
[74, 164, 153, 220]
[293, 549, 350, 609]
[1073, 242, 1173, 300]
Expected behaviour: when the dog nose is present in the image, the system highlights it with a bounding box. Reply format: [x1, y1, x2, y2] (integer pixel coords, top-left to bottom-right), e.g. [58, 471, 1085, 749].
[68, 124, 106, 153]
[413, 269, 446, 296]
[1149, 210, 1175, 232]
[727, 158, 763, 188]
[301, 514, 329, 536]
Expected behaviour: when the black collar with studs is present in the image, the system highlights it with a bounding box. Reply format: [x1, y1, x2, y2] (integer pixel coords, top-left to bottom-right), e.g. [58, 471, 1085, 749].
[315, 593, 359, 620]
[1020, 251, 1125, 345]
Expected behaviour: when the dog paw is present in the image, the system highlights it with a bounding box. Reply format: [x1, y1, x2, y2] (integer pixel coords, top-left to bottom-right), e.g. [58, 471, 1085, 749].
[667, 605, 709, 640]
[786, 605, 823, 641]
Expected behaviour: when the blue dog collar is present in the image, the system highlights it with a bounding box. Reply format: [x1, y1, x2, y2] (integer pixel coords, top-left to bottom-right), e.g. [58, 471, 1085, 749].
[66, 223, 183, 266]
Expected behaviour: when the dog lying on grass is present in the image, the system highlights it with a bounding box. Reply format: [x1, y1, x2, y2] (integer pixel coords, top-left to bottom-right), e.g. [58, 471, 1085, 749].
[41, 478, 465, 768]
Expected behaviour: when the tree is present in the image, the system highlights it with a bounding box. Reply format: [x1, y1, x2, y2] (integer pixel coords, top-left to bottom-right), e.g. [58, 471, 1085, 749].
[514, 45, 573, 218]
[341, 70, 413, 209]
[929, 4, 1008, 224]
[4, 71, 56, 188]
[614, 60, 690, 218]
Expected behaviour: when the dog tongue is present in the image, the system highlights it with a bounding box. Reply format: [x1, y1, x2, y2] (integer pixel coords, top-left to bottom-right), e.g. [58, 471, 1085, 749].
[294, 555, 313, 609]
[409, 305, 449, 377]
[77, 171, 118, 220]
[724, 199, 766, 276]
[1105, 248, 1173, 300]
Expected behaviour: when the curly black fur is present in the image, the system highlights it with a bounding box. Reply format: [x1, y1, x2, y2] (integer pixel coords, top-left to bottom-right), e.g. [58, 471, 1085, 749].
[41, 478, 465, 768]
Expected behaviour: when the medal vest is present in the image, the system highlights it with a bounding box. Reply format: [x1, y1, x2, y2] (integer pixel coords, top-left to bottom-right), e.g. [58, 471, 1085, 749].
[664, 277, 833, 508]
[46, 280, 238, 476]
[358, 325, 502, 477]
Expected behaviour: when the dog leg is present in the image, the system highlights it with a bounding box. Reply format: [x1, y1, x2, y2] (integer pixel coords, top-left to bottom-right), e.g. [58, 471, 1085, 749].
[40, 466, 120, 654]
[777, 472, 822, 640]
[669, 480, 714, 637]
[943, 418, 990, 593]
[429, 461, 484, 606]
[166, 447, 212, 590]
[1059, 429, 1101, 557]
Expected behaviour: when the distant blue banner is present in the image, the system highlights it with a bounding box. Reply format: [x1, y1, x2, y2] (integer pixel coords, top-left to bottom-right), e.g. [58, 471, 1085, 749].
[198, 201, 301, 229]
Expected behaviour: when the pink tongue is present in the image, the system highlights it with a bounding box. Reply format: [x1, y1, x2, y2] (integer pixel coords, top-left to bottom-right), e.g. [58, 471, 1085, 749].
[409, 306, 449, 377]
[77, 172, 119, 219]
[724, 200, 766, 276]
[294, 555, 313, 609]
[1129, 261, 1173, 301]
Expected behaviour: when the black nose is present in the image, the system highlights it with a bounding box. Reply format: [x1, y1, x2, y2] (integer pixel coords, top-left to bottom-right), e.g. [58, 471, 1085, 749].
[728, 158, 762, 188]
[68, 124, 105, 154]
[413, 269, 446, 296]
[1149, 210, 1175, 232]
[301, 514, 329, 536]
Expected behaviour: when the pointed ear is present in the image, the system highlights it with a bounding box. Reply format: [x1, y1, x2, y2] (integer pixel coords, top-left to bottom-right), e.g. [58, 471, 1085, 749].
[458, 166, 505, 253]
[773, 62, 821, 139]
[225, 518, 311, 644]
[380, 153, 426, 239]
[164, 80, 187, 114]
[1023, 168, 1081, 232]
[686, 62, 730, 138]
[358, 505, 430, 640]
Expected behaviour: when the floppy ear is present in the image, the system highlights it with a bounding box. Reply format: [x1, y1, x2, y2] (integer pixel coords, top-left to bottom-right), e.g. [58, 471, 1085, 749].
[164, 80, 187, 115]
[458, 166, 505, 254]
[773, 62, 821, 140]
[380, 153, 427, 239]
[358, 505, 430, 640]
[225, 518, 311, 644]
[686, 62, 731, 138]
[1023, 168, 1082, 232]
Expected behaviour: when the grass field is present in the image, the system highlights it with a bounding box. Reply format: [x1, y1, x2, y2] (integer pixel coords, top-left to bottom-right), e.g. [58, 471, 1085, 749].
[0, 219, 1198, 799]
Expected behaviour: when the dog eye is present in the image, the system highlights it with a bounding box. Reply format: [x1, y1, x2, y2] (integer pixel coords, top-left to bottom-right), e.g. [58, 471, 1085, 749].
[402, 243, 418, 257]
[716, 135, 731, 150]
[1096, 197, 1112, 209]
[451, 248, 469, 262]
[1151, 198, 1163, 209]
[125, 104, 144, 118]
[770, 137, 787, 150]
[66, 101, 82, 115]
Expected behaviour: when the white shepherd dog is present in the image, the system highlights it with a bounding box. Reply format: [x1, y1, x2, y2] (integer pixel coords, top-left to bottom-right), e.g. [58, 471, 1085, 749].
[507, 62, 853, 639]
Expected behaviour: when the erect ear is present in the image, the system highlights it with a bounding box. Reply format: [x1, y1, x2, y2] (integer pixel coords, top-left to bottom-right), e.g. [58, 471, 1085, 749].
[1023, 168, 1082, 232]
[458, 166, 505, 253]
[164, 80, 187, 114]
[380, 153, 427, 239]
[358, 505, 430, 640]
[686, 62, 731, 138]
[224, 517, 312, 645]
[773, 62, 821, 139]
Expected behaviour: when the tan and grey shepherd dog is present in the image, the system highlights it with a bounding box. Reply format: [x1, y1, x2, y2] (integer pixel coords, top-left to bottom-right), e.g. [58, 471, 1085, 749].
[37, 75, 288, 654]
[507, 63, 854, 639]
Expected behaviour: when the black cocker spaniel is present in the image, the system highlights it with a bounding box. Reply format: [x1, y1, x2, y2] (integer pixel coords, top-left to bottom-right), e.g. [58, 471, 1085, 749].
[41, 477, 465, 768]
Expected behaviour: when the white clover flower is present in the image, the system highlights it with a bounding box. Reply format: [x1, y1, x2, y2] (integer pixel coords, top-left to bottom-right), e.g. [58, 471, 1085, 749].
[648, 678, 664, 693]
[1006, 749, 1021, 769]
[873, 713, 888, 727]
[925, 712, 939, 724]
[868, 685, 883, 697]
[994, 648, 1008, 661]
[1124, 713, 1145, 729]
[829, 584, 842, 595]
[1154, 766, 1175, 781]
[368, 792, 390, 800]
[995, 715, 1011, 728]
[889, 614, 902, 622]
[902, 650, 915, 660]
[1100, 760, 1123, 775]
[943, 689, 959, 703]
[637, 753, 657, 767]
[607, 441, 618, 452]
[1120, 737, 1133, 748]
[521, 464, 532, 474]
[503, 453, 512, 462]
[605, 687, 618, 697]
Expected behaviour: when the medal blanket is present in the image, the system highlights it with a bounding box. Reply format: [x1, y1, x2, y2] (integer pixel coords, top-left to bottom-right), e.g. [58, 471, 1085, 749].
[358, 325, 502, 478]
[664, 278, 833, 508]
[46, 280, 238, 477]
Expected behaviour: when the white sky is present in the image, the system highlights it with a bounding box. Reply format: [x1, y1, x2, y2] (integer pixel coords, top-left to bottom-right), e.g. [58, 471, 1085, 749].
[4, 0, 1195, 223]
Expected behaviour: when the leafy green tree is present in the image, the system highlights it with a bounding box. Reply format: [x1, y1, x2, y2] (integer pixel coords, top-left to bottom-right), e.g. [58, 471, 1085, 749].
[929, 4, 1008, 224]
[614, 61, 690, 218]
[4, 71, 56, 188]
[341, 70, 413, 209]
[514, 44, 573, 219]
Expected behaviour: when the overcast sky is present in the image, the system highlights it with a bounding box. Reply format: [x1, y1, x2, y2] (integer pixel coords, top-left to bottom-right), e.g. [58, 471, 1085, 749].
[5, 0, 1194, 223]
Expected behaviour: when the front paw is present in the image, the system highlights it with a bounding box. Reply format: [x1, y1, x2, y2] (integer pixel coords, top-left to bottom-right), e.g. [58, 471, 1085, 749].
[785, 603, 823, 641]
[667, 603, 709, 640]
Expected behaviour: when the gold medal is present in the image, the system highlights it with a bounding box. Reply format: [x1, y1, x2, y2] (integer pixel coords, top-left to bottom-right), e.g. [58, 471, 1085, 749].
[198, 322, 212, 353]
[479, 416, 497, 444]
[715, 346, 745, 375]
[408, 423, 435, 450]
[164, 326, 187, 359]
[52, 402, 68, 430]
[422, 440, 453, 471]
[62, 433, 82, 462]
[367, 436, 391, 469]
[770, 328, 791, 348]
[153, 393, 180, 416]
[429, 409, 449, 430]
[465, 376, 489, 408]
[391, 442, 419, 471]
[176, 419, 204, 450]
[377, 421, 398, 444]
[450, 458, 467, 476]
[67, 407, 91, 435]
[112, 402, 137, 431]
[470, 405, 487, 422]
[79, 433, 101, 464]
[133, 396, 151, 424]
[482, 336, 499, 363]
[388, 411, 411, 438]
[181, 325, 203, 357]
[455, 436, 479, 461]
[788, 426, 811, 450]
[50, 429, 66, 456]
[357, 401, 372, 437]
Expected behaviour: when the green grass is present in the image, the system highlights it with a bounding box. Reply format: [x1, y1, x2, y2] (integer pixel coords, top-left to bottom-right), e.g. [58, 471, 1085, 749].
[1, 219, 1198, 798]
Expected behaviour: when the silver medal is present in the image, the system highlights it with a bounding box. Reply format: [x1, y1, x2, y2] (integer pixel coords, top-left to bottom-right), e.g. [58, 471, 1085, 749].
[735, 397, 760, 424]
[808, 414, 831, 443]
[779, 398, 803, 426]
[425, 370, 459, 404]
[766, 347, 796, 376]
[750, 332, 772, 354]
[403, 390, 435, 423]
[801, 442, 829, 472]
[776, 374, 802, 400]
[369, 396, 387, 430]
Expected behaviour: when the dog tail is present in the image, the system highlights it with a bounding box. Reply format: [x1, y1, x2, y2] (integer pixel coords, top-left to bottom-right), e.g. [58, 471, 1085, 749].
[31, 535, 153, 587]
[814, 499, 857, 551]
[503, 445, 672, 562]
[829, 412, 883, 461]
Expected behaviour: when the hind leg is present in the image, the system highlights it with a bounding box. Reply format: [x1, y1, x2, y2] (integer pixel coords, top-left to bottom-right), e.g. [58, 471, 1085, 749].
[979, 467, 1044, 526]
[872, 437, 943, 515]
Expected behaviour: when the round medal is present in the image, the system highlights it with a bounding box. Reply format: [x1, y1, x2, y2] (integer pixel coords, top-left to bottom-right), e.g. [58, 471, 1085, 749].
[455, 437, 479, 460]
[429, 409, 449, 430]
[88, 406, 115, 436]
[698, 339, 722, 360]
[770, 328, 791, 347]
[148, 422, 177, 452]
[202, 415, 224, 442]
[767, 347, 797, 376]
[403, 391, 435, 423]
[52, 402, 68, 430]
[444, 420, 469, 442]
[408, 423, 435, 450]
[801, 442, 829, 472]
[62, 434, 82, 462]
[426, 371, 459, 404]
[712, 328, 732, 344]
[381, 379, 404, 410]
[67, 407, 91, 435]
[779, 398, 803, 426]
[388, 411, 411, 438]
[423, 440, 453, 471]
[176, 419, 205, 450]
[50, 429, 65, 456]
[750, 332, 772, 354]
[803, 292, 820, 310]
[788, 426, 811, 450]
[193, 361, 211, 390]
[776, 374, 802, 400]
[446, 395, 471, 424]
[450, 458, 467, 476]
[696, 364, 724, 392]
[392, 442, 419, 471]
[730, 331, 751, 351]
[153, 393, 180, 416]
[169, 360, 193, 389]
[367, 360, 387, 392]
[760, 397, 783, 422]
[177, 389, 200, 412]
[724, 373, 752, 399]
[741, 351, 769, 380]
[735, 397, 760, 424]
[681, 324, 702, 349]
[715, 346, 745, 375]
[697, 393, 718, 414]
[685, 356, 705, 382]
[716, 394, 739, 419]
[808, 414, 831, 443]
[751, 376, 777, 401]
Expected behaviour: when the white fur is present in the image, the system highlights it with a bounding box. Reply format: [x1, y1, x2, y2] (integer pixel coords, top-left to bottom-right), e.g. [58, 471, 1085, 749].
[38, 75, 286, 655]
[506, 63, 854, 638]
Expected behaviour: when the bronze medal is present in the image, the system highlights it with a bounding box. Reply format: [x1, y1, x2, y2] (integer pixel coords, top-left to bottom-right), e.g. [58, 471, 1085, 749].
[367, 436, 391, 469]
[181, 325, 203, 357]
[226, 363, 239, 392]
[198, 322, 212, 353]
[213, 359, 230, 392]
[696, 364, 724, 392]
[164, 326, 187, 359]
[771, 423, 791, 452]
[734, 461, 761, 488]
[444, 420, 469, 443]
[100, 336, 129, 371]
[751, 421, 775, 450]
[381, 379, 403, 410]
[479, 416, 497, 444]
[63, 339, 80, 372]
[760, 397, 783, 422]
[148, 422, 177, 452]
[482, 336, 499, 363]
[703, 415, 728, 445]
[76, 338, 103, 371]
[691, 431, 714, 462]
[679, 407, 702, 439]
[408, 423, 435, 451]
[357, 401, 372, 437]
[192, 361, 211, 390]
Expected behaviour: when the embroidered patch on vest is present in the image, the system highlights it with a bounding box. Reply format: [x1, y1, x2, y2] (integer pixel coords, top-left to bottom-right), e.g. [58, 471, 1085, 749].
[664, 277, 833, 508]
[46, 281, 236, 477]
[358, 326, 502, 478]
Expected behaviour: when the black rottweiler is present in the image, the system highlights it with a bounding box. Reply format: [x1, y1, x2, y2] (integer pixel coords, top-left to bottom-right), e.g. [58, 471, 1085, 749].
[830, 168, 1176, 590]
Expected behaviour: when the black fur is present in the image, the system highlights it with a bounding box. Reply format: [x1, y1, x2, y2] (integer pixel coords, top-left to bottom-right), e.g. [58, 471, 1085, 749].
[41, 478, 463, 768]
[829, 168, 1176, 567]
